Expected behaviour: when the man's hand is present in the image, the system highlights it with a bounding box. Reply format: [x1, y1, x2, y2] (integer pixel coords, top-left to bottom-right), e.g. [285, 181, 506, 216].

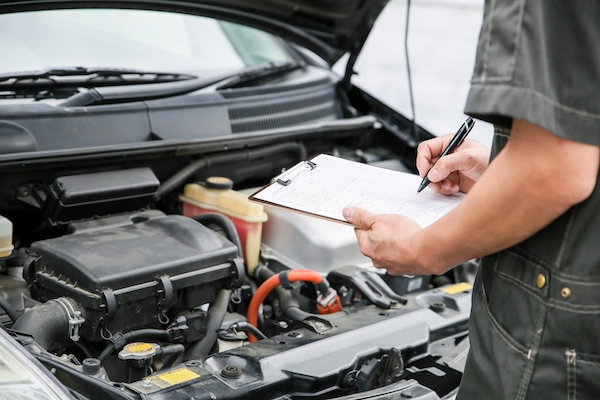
[416, 136, 490, 195]
[344, 119, 599, 276]
[342, 206, 432, 275]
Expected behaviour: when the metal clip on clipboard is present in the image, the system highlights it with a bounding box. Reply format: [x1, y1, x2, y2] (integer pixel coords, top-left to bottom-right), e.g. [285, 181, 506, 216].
[271, 160, 317, 186]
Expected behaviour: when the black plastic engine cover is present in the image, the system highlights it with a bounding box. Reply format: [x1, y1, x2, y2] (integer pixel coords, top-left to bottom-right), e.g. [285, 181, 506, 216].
[43, 167, 160, 227]
[26, 214, 242, 340]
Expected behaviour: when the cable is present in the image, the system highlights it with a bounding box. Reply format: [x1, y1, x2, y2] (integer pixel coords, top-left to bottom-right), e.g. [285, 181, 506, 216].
[404, 0, 418, 139]
[185, 289, 231, 359]
[153, 142, 306, 201]
[192, 213, 243, 259]
[97, 329, 170, 363]
[226, 322, 267, 341]
[247, 270, 330, 343]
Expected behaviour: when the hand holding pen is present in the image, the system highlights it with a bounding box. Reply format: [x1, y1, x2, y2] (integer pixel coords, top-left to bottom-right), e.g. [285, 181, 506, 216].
[417, 117, 476, 193]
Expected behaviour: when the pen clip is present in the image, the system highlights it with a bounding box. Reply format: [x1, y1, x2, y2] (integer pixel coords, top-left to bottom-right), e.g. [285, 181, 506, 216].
[457, 117, 475, 147]
[272, 160, 317, 186]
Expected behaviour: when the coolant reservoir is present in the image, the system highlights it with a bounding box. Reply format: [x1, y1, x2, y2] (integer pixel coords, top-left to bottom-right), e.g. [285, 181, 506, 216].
[0, 215, 13, 258]
[180, 178, 267, 273]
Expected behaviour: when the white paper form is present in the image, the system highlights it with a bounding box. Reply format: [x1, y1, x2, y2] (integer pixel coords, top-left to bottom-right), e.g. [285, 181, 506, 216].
[250, 154, 465, 227]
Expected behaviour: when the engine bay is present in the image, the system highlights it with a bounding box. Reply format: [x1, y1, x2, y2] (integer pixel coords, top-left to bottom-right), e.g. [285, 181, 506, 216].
[0, 156, 473, 400]
[0, 1, 478, 397]
[0, 91, 474, 400]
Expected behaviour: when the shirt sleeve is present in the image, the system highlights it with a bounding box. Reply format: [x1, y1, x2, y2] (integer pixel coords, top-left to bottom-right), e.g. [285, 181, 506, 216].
[464, 0, 600, 147]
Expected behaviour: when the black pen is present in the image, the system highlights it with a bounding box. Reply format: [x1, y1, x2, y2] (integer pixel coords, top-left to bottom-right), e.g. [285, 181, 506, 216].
[417, 116, 476, 193]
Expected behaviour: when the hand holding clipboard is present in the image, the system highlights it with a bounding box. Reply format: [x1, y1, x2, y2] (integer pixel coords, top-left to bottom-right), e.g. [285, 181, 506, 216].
[249, 154, 464, 227]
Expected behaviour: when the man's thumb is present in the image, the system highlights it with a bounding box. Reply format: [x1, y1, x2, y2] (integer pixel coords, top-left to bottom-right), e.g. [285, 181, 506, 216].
[343, 206, 375, 228]
[427, 153, 461, 183]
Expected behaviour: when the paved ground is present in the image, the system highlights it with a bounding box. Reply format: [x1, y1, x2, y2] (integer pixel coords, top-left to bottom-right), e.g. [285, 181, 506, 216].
[340, 0, 494, 146]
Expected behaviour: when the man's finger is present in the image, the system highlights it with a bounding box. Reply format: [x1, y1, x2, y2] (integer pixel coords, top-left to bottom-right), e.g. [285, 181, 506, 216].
[427, 152, 465, 182]
[416, 135, 454, 177]
[342, 206, 377, 229]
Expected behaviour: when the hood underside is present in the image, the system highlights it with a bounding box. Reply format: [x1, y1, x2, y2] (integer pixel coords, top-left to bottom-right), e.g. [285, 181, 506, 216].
[0, 0, 389, 65]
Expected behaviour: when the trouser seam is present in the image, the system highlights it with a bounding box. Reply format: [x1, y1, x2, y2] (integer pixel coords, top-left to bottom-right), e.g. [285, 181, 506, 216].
[566, 349, 576, 400]
[498, 268, 600, 313]
[495, 269, 541, 299]
[479, 283, 528, 355]
[515, 302, 548, 400]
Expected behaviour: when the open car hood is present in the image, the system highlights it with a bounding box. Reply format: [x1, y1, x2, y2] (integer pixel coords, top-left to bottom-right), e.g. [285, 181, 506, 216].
[0, 0, 389, 65]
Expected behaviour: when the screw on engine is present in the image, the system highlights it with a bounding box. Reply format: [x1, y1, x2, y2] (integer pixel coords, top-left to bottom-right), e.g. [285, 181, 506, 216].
[221, 365, 242, 379]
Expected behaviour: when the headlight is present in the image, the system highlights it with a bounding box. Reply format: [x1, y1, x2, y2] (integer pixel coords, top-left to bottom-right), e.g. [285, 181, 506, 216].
[0, 329, 73, 400]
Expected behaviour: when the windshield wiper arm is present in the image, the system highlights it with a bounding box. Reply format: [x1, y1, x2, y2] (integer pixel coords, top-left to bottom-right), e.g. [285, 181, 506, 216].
[58, 60, 306, 107]
[215, 60, 305, 90]
[0, 67, 196, 88]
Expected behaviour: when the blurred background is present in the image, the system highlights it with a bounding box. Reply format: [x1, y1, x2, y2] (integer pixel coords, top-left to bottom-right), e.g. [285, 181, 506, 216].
[337, 0, 493, 146]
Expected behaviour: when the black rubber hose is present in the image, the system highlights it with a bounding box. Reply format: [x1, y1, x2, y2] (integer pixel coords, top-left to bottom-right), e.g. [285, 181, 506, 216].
[13, 298, 84, 349]
[0, 296, 19, 323]
[185, 289, 231, 359]
[255, 266, 311, 321]
[71, 340, 94, 359]
[228, 321, 267, 341]
[276, 286, 346, 322]
[97, 329, 170, 362]
[153, 142, 306, 201]
[192, 213, 243, 259]
[159, 344, 186, 370]
[254, 264, 275, 282]
[254, 265, 346, 323]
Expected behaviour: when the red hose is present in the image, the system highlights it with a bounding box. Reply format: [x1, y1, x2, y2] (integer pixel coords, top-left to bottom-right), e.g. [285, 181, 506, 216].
[247, 270, 324, 342]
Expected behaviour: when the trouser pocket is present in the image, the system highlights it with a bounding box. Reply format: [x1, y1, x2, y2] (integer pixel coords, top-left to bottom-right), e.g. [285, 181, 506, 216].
[566, 348, 600, 400]
[458, 282, 529, 400]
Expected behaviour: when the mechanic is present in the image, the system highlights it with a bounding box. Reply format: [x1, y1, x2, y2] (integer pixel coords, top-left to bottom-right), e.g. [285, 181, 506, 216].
[343, 1, 600, 398]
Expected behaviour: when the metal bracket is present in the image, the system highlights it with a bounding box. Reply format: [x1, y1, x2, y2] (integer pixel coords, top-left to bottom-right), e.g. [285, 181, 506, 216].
[68, 311, 85, 342]
[55, 298, 85, 342]
[326, 266, 407, 308]
[15, 184, 48, 210]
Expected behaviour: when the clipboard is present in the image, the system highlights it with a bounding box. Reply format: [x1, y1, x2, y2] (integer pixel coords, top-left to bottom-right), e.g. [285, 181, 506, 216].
[248, 154, 465, 227]
[248, 155, 350, 225]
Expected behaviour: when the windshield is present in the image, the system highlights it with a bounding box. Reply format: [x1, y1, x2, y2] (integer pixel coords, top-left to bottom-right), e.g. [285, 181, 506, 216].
[0, 9, 293, 77]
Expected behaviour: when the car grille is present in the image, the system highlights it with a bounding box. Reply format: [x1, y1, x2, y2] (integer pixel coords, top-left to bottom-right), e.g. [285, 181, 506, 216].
[228, 90, 337, 133]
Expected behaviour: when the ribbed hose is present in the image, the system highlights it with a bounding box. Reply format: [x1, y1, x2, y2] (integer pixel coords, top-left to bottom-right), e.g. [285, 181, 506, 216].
[13, 297, 84, 350]
[154, 142, 306, 201]
[247, 270, 327, 342]
[185, 289, 232, 359]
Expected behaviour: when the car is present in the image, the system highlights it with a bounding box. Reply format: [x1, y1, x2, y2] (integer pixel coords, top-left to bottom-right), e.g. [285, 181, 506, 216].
[0, 1, 475, 399]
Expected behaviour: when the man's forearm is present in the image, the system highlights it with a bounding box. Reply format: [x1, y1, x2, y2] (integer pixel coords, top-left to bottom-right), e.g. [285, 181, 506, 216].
[414, 120, 600, 274]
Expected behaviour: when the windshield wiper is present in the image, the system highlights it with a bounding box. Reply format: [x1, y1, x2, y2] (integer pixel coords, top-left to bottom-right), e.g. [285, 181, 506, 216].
[215, 60, 305, 90]
[0, 67, 196, 89]
[57, 60, 306, 107]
